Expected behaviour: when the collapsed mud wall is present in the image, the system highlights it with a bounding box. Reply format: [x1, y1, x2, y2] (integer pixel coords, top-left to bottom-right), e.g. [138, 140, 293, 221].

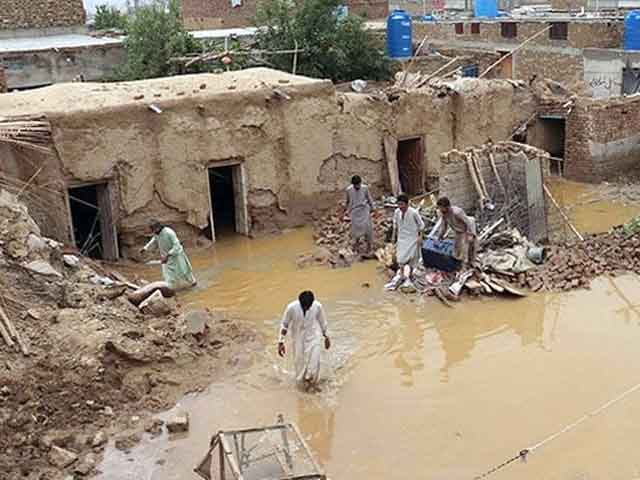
[439, 142, 551, 241]
[0, 69, 539, 256]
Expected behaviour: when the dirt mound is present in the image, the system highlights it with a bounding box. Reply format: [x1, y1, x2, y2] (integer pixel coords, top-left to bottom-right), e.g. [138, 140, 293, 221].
[0, 190, 257, 480]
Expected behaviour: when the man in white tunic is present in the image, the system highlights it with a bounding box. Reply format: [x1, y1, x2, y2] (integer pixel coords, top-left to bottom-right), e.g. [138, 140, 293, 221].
[141, 220, 197, 291]
[344, 175, 374, 256]
[393, 194, 425, 268]
[432, 196, 477, 265]
[278, 291, 331, 392]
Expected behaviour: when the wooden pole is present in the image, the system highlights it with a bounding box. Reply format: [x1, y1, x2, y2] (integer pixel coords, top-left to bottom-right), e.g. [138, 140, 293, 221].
[479, 25, 553, 79]
[543, 184, 584, 242]
[400, 35, 430, 88]
[292, 40, 298, 75]
[0, 302, 29, 356]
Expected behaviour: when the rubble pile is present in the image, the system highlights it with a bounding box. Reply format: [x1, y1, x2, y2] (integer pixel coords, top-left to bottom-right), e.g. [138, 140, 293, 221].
[0, 189, 253, 480]
[523, 225, 640, 292]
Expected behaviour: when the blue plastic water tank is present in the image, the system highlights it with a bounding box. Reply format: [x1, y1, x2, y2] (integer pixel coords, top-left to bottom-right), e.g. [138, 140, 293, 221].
[624, 10, 640, 50]
[474, 0, 498, 18]
[387, 9, 412, 60]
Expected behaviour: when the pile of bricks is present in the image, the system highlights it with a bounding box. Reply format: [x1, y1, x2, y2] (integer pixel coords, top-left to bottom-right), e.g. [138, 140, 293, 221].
[523, 227, 640, 292]
[311, 206, 393, 266]
[1, 0, 85, 30]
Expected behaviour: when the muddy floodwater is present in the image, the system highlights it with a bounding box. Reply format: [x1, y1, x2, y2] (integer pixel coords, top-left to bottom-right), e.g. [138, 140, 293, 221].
[98, 189, 640, 480]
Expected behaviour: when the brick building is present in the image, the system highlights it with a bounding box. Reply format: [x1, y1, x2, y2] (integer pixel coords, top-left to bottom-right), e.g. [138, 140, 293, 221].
[414, 18, 624, 93]
[0, 0, 86, 31]
[181, 0, 388, 29]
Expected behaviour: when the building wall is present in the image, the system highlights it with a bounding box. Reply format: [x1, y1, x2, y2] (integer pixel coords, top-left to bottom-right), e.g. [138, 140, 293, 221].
[583, 48, 640, 99]
[414, 20, 622, 87]
[439, 142, 551, 241]
[182, 0, 387, 29]
[565, 96, 640, 182]
[0, 0, 86, 30]
[0, 70, 537, 255]
[414, 20, 623, 49]
[2, 45, 126, 90]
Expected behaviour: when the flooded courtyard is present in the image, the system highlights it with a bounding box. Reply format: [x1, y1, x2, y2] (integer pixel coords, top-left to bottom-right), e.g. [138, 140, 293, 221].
[97, 184, 640, 480]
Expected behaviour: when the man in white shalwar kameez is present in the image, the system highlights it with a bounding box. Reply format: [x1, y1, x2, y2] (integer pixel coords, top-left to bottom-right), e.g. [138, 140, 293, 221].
[393, 194, 426, 268]
[278, 291, 331, 392]
[344, 175, 374, 256]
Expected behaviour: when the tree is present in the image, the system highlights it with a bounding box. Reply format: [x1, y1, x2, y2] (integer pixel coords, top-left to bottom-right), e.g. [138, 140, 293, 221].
[254, 0, 392, 83]
[115, 0, 203, 80]
[94, 4, 129, 31]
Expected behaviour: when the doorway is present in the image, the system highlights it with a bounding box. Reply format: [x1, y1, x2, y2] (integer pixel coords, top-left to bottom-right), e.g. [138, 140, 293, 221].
[67, 182, 118, 260]
[534, 117, 565, 176]
[397, 137, 425, 196]
[497, 51, 513, 79]
[207, 162, 249, 241]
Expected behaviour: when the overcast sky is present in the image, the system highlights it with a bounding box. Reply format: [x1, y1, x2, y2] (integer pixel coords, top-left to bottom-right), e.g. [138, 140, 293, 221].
[83, 0, 154, 15]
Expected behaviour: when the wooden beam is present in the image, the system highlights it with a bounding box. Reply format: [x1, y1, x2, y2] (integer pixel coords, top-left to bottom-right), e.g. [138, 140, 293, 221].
[543, 184, 584, 241]
[479, 25, 553, 79]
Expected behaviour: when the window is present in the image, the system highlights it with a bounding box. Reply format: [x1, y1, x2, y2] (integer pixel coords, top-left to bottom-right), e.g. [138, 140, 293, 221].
[455, 23, 464, 34]
[501, 22, 517, 39]
[549, 22, 568, 40]
[462, 64, 479, 77]
[471, 23, 480, 34]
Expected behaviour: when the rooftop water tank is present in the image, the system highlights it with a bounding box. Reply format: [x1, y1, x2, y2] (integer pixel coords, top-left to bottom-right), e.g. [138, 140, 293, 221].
[474, 0, 498, 18]
[624, 10, 640, 51]
[387, 9, 412, 60]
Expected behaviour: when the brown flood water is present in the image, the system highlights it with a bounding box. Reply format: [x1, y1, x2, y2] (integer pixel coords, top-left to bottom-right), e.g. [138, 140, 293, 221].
[98, 187, 640, 480]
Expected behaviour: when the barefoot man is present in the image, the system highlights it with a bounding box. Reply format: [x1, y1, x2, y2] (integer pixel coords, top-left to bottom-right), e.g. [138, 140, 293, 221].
[140, 219, 197, 290]
[278, 291, 331, 392]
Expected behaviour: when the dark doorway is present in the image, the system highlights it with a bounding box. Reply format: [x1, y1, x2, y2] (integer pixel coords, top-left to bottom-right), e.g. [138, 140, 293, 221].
[208, 165, 237, 238]
[536, 117, 565, 176]
[397, 137, 424, 196]
[68, 182, 118, 260]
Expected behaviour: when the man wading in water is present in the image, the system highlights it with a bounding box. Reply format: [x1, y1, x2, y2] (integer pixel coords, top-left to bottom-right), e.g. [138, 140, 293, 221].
[278, 291, 331, 392]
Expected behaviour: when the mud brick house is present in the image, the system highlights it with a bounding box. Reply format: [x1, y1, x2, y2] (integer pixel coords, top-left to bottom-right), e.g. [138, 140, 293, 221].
[181, 0, 389, 29]
[0, 68, 539, 258]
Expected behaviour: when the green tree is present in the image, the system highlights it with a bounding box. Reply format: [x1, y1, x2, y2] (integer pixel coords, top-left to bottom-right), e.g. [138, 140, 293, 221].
[254, 0, 391, 82]
[94, 4, 129, 31]
[115, 0, 203, 80]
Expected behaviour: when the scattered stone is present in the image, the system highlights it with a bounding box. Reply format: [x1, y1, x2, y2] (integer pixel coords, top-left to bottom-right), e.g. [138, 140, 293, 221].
[48, 445, 78, 468]
[166, 412, 189, 433]
[63, 255, 81, 268]
[139, 290, 172, 316]
[91, 431, 107, 448]
[144, 418, 165, 437]
[133, 94, 144, 100]
[199, 83, 207, 90]
[184, 310, 210, 336]
[23, 260, 62, 278]
[114, 432, 142, 452]
[27, 233, 47, 253]
[102, 406, 114, 416]
[74, 453, 97, 476]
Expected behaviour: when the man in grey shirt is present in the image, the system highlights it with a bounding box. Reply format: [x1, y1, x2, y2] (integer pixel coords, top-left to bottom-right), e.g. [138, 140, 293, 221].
[344, 175, 374, 256]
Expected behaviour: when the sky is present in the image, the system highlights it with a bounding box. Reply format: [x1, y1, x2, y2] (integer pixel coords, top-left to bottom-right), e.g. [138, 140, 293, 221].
[83, 0, 153, 15]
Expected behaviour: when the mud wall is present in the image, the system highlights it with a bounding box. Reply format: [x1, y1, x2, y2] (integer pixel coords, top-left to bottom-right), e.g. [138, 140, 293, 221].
[565, 96, 640, 182]
[439, 142, 551, 240]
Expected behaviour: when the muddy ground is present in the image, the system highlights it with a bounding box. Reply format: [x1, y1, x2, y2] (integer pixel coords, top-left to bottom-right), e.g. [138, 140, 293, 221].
[0, 191, 259, 480]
